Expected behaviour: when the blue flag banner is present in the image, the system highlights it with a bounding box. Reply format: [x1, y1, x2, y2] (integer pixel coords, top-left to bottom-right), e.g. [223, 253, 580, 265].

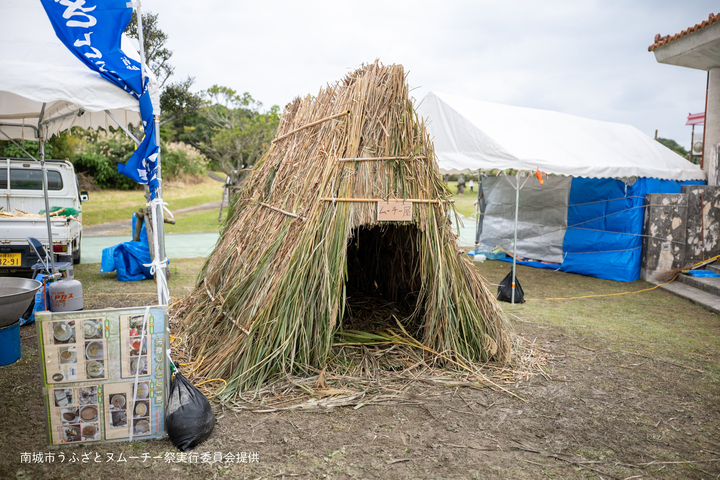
[41, 0, 160, 192]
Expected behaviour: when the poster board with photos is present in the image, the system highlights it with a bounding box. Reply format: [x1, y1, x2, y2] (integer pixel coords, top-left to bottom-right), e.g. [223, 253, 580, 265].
[37, 306, 168, 445]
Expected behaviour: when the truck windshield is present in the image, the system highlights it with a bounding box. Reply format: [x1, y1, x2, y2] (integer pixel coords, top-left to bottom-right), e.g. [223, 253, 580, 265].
[1, 169, 64, 190]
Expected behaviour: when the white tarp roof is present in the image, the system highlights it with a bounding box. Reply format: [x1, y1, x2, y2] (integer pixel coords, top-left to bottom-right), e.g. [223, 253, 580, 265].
[417, 91, 706, 181]
[0, 0, 159, 141]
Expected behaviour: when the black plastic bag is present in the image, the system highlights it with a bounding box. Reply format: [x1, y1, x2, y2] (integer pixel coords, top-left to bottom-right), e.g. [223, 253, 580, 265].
[497, 270, 525, 303]
[166, 368, 216, 451]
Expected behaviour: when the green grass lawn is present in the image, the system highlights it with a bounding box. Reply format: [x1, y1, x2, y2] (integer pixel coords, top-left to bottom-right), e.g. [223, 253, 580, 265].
[82, 176, 225, 226]
[164, 208, 227, 234]
[445, 180, 481, 217]
[476, 259, 720, 374]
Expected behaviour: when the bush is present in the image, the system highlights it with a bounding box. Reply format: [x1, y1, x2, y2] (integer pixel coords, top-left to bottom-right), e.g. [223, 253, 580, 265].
[0, 140, 52, 159]
[161, 142, 209, 182]
[73, 152, 139, 190]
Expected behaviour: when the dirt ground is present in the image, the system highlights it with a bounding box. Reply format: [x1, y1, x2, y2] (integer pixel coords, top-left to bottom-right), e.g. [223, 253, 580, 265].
[1, 262, 719, 480]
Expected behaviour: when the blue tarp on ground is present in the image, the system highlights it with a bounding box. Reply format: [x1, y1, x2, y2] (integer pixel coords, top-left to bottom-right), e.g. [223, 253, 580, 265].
[100, 214, 153, 282]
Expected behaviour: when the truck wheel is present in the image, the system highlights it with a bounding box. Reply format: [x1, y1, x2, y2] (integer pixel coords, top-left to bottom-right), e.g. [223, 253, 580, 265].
[73, 241, 81, 265]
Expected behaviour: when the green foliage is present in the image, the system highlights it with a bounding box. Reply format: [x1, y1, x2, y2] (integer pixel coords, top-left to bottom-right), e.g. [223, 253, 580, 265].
[0, 132, 77, 161]
[176, 86, 280, 180]
[71, 130, 138, 190]
[159, 76, 203, 126]
[126, 11, 173, 88]
[161, 142, 209, 180]
[657, 137, 689, 157]
[126, 12, 201, 127]
[0, 140, 50, 159]
[73, 152, 137, 190]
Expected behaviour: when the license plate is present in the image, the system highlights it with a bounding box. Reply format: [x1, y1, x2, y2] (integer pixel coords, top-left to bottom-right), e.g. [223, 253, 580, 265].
[0, 253, 21, 267]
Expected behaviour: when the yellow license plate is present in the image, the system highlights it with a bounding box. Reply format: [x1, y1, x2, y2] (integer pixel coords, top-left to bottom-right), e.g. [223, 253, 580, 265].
[0, 253, 21, 267]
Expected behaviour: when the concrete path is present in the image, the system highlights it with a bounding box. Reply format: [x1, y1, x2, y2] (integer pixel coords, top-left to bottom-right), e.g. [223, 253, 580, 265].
[83, 200, 222, 237]
[81, 232, 220, 264]
[451, 214, 477, 247]
[658, 280, 720, 316]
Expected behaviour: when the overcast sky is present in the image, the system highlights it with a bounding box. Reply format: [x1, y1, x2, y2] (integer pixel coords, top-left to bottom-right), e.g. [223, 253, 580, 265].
[148, 0, 713, 150]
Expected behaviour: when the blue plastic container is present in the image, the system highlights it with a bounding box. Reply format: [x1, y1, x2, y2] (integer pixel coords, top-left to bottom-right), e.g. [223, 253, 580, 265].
[0, 320, 21, 366]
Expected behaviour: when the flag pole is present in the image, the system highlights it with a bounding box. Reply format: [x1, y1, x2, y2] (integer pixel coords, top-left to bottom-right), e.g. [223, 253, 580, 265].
[134, 2, 168, 306]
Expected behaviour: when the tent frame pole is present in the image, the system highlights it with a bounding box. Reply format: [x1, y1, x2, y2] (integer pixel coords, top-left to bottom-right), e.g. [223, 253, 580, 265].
[38, 103, 56, 276]
[511, 171, 519, 304]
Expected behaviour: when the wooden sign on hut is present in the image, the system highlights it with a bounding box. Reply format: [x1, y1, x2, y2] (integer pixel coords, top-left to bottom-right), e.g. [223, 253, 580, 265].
[177, 61, 511, 397]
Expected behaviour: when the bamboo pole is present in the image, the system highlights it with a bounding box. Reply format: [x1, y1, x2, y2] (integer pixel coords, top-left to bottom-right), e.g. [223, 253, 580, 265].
[337, 156, 425, 162]
[272, 110, 351, 143]
[259, 202, 306, 221]
[319, 198, 454, 204]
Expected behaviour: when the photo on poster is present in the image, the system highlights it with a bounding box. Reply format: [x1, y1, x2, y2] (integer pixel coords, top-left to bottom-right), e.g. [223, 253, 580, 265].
[61, 425, 81, 443]
[109, 410, 128, 429]
[86, 359, 105, 379]
[60, 407, 79, 424]
[53, 388, 73, 407]
[80, 405, 98, 423]
[133, 418, 151, 436]
[128, 336, 147, 356]
[78, 386, 98, 405]
[51, 321, 75, 344]
[129, 356, 148, 376]
[82, 318, 103, 339]
[58, 346, 77, 365]
[134, 381, 150, 400]
[81, 423, 99, 441]
[133, 400, 149, 418]
[109, 393, 126, 411]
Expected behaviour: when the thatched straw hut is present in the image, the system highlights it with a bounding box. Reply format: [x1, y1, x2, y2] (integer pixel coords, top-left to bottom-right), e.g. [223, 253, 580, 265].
[177, 61, 511, 397]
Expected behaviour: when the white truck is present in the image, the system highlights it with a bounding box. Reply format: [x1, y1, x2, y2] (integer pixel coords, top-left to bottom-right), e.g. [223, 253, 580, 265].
[0, 157, 87, 271]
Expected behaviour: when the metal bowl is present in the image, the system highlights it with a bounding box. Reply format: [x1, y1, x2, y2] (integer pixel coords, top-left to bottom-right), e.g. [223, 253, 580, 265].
[0, 278, 41, 328]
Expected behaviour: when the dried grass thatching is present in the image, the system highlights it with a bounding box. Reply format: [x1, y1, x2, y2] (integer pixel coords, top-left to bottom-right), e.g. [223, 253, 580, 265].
[175, 61, 511, 398]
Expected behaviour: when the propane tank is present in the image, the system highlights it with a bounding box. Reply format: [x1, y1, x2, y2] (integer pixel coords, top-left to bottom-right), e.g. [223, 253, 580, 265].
[49, 267, 83, 312]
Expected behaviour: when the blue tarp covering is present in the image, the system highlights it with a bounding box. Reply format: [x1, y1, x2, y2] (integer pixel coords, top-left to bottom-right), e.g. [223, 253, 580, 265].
[499, 177, 704, 282]
[561, 178, 703, 282]
[100, 214, 153, 282]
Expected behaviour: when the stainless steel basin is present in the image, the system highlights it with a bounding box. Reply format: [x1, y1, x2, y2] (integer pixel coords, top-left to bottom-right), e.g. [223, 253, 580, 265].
[0, 277, 42, 327]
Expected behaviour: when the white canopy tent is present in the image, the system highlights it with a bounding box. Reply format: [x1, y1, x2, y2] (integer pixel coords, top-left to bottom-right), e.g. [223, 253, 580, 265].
[0, 0, 159, 141]
[417, 92, 705, 301]
[417, 91, 705, 181]
[0, 0, 166, 305]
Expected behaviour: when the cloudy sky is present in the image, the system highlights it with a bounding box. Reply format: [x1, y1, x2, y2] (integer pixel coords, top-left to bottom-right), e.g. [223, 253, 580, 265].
[148, 0, 713, 150]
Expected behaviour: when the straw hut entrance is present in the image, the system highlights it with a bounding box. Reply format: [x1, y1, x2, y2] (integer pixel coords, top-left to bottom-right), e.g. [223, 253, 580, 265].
[176, 61, 511, 398]
[344, 224, 424, 335]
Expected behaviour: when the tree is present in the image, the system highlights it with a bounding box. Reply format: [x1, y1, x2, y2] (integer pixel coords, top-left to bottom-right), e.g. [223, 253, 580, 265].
[656, 137, 689, 157]
[125, 12, 202, 126]
[180, 86, 280, 186]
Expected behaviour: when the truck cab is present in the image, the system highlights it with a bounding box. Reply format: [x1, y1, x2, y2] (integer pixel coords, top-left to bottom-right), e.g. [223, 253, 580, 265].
[0, 158, 85, 272]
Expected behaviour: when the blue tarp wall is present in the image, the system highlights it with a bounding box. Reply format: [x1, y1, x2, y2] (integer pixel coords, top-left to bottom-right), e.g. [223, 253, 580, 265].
[503, 177, 704, 282]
